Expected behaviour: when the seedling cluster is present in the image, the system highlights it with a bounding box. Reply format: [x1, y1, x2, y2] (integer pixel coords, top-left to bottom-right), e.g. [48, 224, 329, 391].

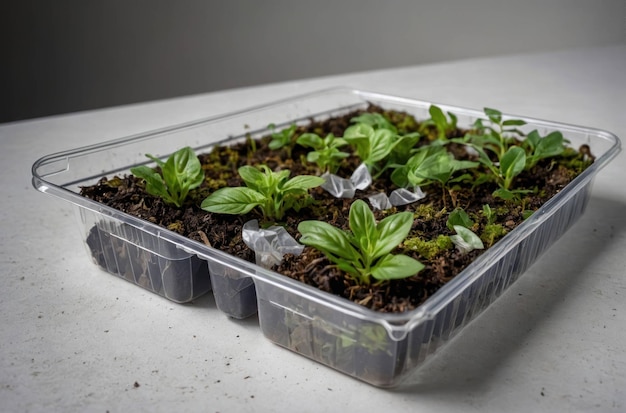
[129, 105, 589, 288]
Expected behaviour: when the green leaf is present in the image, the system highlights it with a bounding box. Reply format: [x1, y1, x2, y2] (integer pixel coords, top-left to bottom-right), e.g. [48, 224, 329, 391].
[298, 221, 360, 262]
[165, 146, 204, 200]
[268, 139, 285, 150]
[281, 175, 325, 193]
[482, 204, 496, 224]
[306, 151, 321, 163]
[344, 123, 373, 140]
[237, 165, 265, 191]
[201, 187, 265, 215]
[372, 211, 414, 259]
[146, 154, 166, 169]
[349, 200, 377, 256]
[344, 123, 374, 160]
[493, 188, 515, 200]
[368, 129, 398, 164]
[535, 131, 565, 158]
[335, 259, 361, 278]
[484, 107, 502, 124]
[502, 119, 527, 127]
[525, 130, 541, 151]
[371, 254, 424, 281]
[134, 146, 203, 207]
[429, 105, 447, 128]
[500, 146, 526, 181]
[130, 165, 172, 202]
[447, 208, 473, 230]
[296, 133, 323, 149]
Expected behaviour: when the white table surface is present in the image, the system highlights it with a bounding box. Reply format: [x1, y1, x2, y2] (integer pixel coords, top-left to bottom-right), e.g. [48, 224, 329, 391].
[2, 44, 625, 412]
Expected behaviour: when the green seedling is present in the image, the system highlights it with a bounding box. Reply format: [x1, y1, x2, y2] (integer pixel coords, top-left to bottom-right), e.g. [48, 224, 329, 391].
[420, 105, 458, 141]
[401, 146, 479, 207]
[268, 123, 298, 156]
[298, 200, 424, 286]
[482, 204, 497, 225]
[201, 165, 324, 222]
[523, 130, 566, 170]
[343, 123, 399, 172]
[470, 108, 527, 159]
[468, 142, 530, 200]
[130, 146, 204, 208]
[296, 132, 350, 174]
[446, 208, 474, 231]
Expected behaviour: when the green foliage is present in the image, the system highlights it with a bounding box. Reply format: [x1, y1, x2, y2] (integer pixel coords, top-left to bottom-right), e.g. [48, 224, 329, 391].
[469, 142, 530, 200]
[420, 105, 458, 140]
[130, 146, 204, 208]
[471, 108, 527, 159]
[201, 165, 324, 221]
[343, 123, 399, 171]
[404, 234, 453, 259]
[391, 145, 477, 207]
[446, 208, 474, 231]
[482, 204, 497, 225]
[296, 132, 350, 173]
[268, 123, 298, 156]
[298, 200, 424, 285]
[480, 223, 507, 247]
[523, 130, 566, 170]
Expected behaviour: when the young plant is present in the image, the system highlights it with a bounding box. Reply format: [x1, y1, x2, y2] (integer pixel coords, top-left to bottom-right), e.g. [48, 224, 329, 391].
[298, 200, 424, 286]
[482, 204, 497, 225]
[523, 130, 566, 170]
[468, 143, 530, 200]
[420, 105, 458, 141]
[296, 132, 350, 174]
[343, 123, 399, 173]
[268, 123, 298, 156]
[446, 208, 474, 231]
[471, 108, 527, 159]
[392, 146, 479, 205]
[130, 146, 204, 208]
[201, 165, 324, 221]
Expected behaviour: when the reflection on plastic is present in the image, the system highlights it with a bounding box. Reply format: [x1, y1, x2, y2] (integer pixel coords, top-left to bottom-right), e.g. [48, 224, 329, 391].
[242, 219, 304, 268]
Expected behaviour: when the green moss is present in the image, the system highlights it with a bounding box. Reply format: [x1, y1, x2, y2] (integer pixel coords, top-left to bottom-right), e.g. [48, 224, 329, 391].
[413, 204, 445, 221]
[480, 223, 508, 247]
[167, 221, 184, 234]
[404, 235, 452, 259]
[205, 178, 229, 190]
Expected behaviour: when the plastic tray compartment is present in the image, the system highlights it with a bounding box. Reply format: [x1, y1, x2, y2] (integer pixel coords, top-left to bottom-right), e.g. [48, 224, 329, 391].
[32, 88, 620, 386]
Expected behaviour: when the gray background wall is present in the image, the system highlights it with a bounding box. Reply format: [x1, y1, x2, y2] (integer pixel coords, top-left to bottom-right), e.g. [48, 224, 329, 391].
[3, 0, 625, 123]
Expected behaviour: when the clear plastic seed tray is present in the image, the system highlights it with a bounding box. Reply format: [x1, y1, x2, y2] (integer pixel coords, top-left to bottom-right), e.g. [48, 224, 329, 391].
[32, 88, 620, 386]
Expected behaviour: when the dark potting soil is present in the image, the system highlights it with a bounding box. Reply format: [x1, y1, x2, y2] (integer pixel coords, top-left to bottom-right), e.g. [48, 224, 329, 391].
[80, 105, 593, 313]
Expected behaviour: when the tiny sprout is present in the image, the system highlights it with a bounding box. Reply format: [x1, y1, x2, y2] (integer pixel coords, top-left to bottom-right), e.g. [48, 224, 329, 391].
[130, 146, 204, 208]
[201, 165, 324, 222]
